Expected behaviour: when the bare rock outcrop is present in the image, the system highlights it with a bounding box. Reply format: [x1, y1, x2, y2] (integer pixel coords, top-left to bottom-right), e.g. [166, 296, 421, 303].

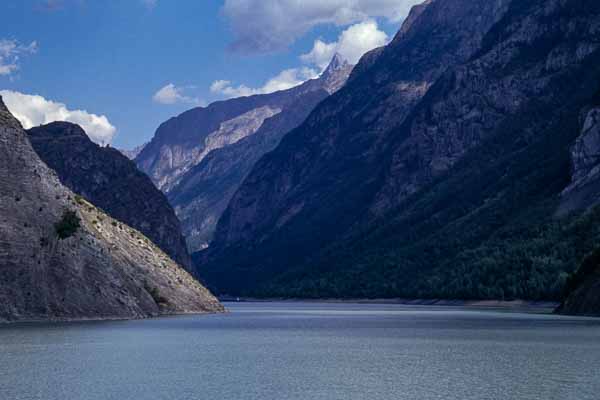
[0, 97, 223, 322]
[27, 122, 192, 271]
[559, 108, 600, 214]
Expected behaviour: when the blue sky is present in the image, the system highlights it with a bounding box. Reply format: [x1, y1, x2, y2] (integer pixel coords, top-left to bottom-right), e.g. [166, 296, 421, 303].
[0, 0, 419, 149]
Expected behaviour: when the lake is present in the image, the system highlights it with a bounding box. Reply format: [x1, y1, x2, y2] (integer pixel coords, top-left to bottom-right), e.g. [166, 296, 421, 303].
[1, 302, 599, 400]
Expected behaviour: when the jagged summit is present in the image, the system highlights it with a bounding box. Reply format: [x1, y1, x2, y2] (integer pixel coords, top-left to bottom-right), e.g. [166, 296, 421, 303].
[324, 53, 350, 73]
[319, 54, 354, 94]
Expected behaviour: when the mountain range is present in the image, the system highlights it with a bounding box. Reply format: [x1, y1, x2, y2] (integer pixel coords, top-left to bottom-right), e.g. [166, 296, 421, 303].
[137, 55, 354, 250]
[3, 0, 600, 319]
[188, 0, 600, 314]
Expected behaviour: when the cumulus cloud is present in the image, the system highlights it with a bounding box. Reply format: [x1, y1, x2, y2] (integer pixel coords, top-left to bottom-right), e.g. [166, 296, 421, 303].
[301, 20, 389, 70]
[212, 20, 389, 100]
[152, 83, 201, 105]
[300, 40, 339, 71]
[0, 39, 38, 77]
[210, 67, 318, 99]
[0, 90, 116, 145]
[222, 0, 422, 54]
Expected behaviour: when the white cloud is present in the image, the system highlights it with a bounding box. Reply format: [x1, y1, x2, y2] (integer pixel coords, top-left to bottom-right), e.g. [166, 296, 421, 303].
[300, 39, 338, 71]
[210, 67, 318, 99]
[301, 20, 389, 70]
[152, 83, 201, 105]
[261, 68, 318, 93]
[212, 20, 389, 100]
[0, 90, 116, 145]
[0, 39, 38, 77]
[336, 20, 389, 65]
[222, 0, 422, 54]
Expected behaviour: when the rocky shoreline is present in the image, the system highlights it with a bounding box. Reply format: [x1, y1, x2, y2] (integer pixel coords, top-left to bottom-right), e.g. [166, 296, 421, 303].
[0, 309, 226, 325]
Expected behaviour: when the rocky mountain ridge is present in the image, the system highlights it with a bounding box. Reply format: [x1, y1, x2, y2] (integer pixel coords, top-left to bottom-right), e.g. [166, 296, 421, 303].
[0, 97, 223, 322]
[27, 122, 191, 270]
[199, 0, 600, 306]
[139, 55, 353, 250]
[136, 55, 353, 194]
[168, 57, 353, 250]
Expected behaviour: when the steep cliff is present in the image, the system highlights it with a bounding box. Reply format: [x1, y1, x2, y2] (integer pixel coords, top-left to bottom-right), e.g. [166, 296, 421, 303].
[558, 107, 600, 215]
[201, 0, 600, 300]
[136, 56, 353, 194]
[27, 122, 191, 270]
[0, 97, 223, 322]
[168, 58, 352, 251]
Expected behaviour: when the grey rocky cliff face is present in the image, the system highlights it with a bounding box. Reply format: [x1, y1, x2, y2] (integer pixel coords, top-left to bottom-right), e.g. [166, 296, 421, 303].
[558, 108, 600, 214]
[136, 57, 353, 194]
[27, 122, 192, 271]
[375, 0, 600, 212]
[0, 98, 223, 322]
[571, 109, 600, 183]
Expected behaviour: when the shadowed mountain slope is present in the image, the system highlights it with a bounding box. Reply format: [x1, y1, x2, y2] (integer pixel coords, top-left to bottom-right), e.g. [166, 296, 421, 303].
[27, 122, 191, 270]
[199, 0, 600, 305]
[139, 56, 353, 251]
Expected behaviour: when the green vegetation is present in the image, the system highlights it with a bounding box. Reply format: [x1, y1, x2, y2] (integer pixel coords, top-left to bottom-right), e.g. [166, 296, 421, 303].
[145, 283, 168, 306]
[55, 210, 81, 240]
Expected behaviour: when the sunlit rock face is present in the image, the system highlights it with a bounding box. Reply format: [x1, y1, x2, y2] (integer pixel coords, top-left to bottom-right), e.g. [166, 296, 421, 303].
[0, 97, 223, 322]
[27, 122, 192, 271]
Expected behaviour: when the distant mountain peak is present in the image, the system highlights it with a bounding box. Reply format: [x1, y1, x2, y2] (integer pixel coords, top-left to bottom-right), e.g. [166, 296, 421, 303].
[328, 53, 347, 69]
[323, 54, 351, 75]
[119, 142, 148, 160]
[319, 54, 354, 94]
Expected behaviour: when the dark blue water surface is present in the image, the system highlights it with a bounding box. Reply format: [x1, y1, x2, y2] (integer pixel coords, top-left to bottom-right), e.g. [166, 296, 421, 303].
[1, 302, 599, 400]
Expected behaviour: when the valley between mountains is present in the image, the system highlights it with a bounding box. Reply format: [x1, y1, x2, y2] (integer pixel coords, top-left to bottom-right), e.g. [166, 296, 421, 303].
[2, 0, 600, 321]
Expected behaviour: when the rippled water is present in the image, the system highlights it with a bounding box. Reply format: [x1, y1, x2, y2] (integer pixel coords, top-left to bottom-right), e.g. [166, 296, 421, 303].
[1, 302, 599, 400]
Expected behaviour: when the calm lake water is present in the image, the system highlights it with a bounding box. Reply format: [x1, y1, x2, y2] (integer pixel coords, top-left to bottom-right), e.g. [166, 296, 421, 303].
[1, 302, 599, 400]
